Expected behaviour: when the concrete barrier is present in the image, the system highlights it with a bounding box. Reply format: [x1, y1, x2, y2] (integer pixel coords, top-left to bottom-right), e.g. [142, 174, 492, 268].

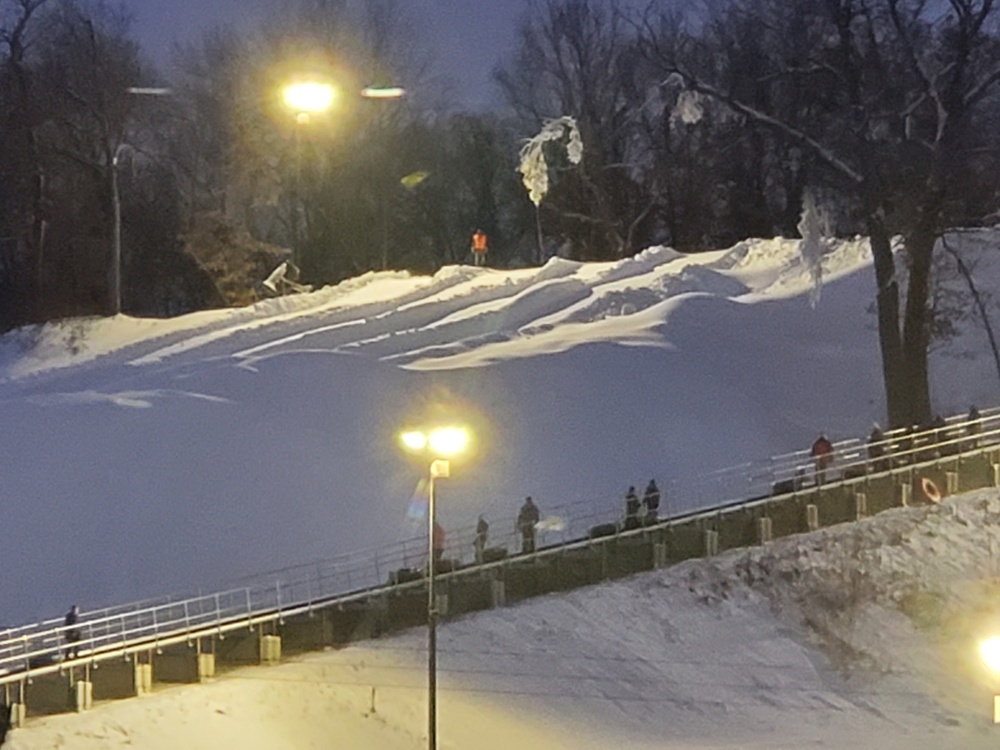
[260, 635, 281, 664]
[91, 658, 144, 701]
[155, 643, 214, 683]
[25, 673, 74, 716]
[215, 628, 261, 666]
[281, 611, 334, 654]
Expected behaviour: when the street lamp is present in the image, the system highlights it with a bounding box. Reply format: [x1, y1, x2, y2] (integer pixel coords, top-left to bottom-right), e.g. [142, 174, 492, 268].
[111, 142, 130, 316]
[980, 636, 1000, 723]
[282, 81, 338, 124]
[399, 425, 470, 750]
[110, 87, 172, 316]
[281, 80, 338, 269]
[361, 85, 405, 270]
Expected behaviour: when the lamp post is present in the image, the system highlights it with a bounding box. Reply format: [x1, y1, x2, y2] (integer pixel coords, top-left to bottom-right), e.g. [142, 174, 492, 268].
[361, 85, 405, 270]
[110, 87, 172, 316]
[281, 81, 338, 269]
[400, 425, 470, 750]
[111, 142, 129, 316]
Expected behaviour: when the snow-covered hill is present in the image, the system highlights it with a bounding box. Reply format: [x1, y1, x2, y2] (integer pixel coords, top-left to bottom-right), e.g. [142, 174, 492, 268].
[0, 230, 997, 629]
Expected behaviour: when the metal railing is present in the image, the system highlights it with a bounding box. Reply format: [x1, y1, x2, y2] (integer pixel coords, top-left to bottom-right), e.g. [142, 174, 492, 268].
[2, 406, 997, 685]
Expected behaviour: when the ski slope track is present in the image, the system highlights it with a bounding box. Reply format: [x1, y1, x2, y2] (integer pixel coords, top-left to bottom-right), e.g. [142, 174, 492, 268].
[0, 233, 998, 623]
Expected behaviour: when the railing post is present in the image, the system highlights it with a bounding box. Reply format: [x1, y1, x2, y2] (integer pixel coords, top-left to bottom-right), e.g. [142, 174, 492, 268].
[151, 607, 159, 651]
[704, 529, 719, 557]
[854, 491, 867, 520]
[806, 504, 819, 531]
[946, 471, 959, 495]
[756, 517, 773, 544]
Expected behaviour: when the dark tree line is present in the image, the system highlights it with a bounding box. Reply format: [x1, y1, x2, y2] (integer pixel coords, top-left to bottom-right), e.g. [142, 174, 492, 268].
[2, 0, 999, 426]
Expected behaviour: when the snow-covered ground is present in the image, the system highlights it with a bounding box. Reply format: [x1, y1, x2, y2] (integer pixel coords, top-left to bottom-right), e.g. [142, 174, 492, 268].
[2, 229, 1000, 747]
[9, 490, 1000, 749]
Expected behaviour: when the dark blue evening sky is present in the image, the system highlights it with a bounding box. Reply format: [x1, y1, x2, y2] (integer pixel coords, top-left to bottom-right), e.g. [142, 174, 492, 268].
[126, 0, 524, 109]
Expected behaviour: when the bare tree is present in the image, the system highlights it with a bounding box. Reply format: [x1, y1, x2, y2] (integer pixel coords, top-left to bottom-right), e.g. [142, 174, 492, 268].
[641, 0, 1000, 427]
[497, 0, 657, 260]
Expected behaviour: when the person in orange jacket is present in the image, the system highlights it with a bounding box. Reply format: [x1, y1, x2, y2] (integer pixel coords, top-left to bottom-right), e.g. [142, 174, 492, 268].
[471, 229, 488, 266]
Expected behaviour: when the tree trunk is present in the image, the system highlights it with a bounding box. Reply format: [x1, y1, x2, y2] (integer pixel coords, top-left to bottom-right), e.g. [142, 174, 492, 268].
[868, 217, 908, 428]
[900, 225, 936, 427]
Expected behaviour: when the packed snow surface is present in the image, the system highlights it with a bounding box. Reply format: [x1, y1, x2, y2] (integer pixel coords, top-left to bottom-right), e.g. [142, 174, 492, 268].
[0, 233, 997, 621]
[1, 229, 1000, 746]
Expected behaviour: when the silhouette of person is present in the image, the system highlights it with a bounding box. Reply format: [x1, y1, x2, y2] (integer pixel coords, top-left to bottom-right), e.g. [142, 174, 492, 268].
[642, 479, 661, 523]
[623, 486, 641, 529]
[64, 604, 81, 660]
[517, 497, 540, 553]
[474, 515, 489, 564]
[810, 434, 834, 485]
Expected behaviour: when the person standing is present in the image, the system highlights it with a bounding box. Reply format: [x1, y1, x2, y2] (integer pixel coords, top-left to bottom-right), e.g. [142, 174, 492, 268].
[810, 434, 834, 485]
[623, 486, 641, 530]
[63, 604, 81, 660]
[517, 497, 540, 554]
[967, 405, 983, 449]
[474, 515, 489, 564]
[642, 479, 661, 523]
[471, 229, 489, 267]
[867, 424, 888, 473]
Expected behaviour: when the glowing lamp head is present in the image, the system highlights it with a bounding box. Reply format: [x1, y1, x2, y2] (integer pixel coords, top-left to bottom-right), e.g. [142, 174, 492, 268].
[981, 637, 1000, 673]
[400, 426, 470, 458]
[428, 427, 469, 457]
[400, 430, 428, 452]
[361, 85, 406, 99]
[282, 81, 337, 116]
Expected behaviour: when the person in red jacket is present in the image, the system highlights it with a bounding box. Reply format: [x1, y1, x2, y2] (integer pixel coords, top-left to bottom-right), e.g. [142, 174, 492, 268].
[810, 434, 834, 485]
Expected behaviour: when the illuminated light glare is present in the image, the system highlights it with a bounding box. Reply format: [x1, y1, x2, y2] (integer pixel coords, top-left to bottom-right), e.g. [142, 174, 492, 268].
[428, 427, 469, 457]
[982, 637, 1000, 673]
[282, 81, 337, 114]
[361, 85, 406, 99]
[400, 431, 428, 452]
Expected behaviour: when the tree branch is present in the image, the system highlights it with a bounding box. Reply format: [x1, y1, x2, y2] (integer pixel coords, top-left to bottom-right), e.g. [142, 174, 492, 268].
[663, 72, 864, 184]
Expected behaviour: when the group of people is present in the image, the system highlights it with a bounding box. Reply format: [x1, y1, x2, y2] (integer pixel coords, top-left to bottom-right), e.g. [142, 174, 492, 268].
[809, 405, 985, 486]
[623, 480, 661, 529]
[459, 482, 664, 566]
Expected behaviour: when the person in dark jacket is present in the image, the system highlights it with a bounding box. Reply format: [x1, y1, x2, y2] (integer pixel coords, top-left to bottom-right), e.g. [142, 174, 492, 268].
[517, 497, 540, 553]
[64, 604, 81, 660]
[623, 486, 641, 529]
[867, 424, 888, 473]
[642, 479, 661, 523]
[967, 405, 983, 449]
[810, 434, 834, 485]
[474, 515, 489, 564]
